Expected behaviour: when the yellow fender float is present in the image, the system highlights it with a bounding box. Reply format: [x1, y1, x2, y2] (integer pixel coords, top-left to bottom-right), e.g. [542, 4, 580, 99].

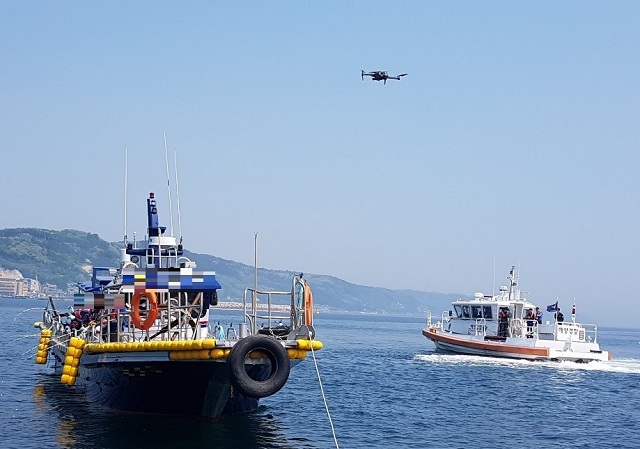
[61, 337, 85, 386]
[35, 329, 52, 365]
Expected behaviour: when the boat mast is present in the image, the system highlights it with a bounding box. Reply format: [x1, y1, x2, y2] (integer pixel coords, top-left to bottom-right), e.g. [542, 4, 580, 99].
[163, 132, 175, 237]
[174, 149, 183, 245]
[508, 265, 516, 301]
[254, 232, 258, 308]
[251, 232, 260, 329]
[492, 256, 496, 297]
[123, 147, 128, 247]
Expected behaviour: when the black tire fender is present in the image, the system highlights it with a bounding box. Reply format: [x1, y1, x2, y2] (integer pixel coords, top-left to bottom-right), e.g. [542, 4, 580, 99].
[227, 335, 291, 398]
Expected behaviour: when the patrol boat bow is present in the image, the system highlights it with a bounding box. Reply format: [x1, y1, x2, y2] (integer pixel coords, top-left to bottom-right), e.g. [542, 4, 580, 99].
[34, 192, 322, 418]
[422, 266, 611, 363]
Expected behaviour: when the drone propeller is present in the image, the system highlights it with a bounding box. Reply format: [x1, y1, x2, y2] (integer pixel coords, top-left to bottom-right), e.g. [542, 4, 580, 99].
[361, 70, 365, 81]
[398, 73, 408, 78]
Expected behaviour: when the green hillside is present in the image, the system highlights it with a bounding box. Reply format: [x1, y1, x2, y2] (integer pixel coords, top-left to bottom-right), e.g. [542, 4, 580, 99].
[0, 228, 120, 287]
[0, 228, 459, 315]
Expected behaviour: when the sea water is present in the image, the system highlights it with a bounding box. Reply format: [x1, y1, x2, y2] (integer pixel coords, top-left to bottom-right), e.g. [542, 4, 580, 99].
[1, 298, 640, 449]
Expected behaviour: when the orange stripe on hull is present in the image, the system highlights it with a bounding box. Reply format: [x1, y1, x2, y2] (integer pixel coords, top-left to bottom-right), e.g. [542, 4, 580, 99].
[422, 328, 550, 358]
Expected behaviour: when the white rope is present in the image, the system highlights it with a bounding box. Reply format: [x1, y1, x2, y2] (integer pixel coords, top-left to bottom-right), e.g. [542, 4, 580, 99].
[310, 344, 339, 448]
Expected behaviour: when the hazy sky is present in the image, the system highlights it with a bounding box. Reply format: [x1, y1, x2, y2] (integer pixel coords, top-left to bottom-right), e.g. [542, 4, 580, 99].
[1, 2, 638, 327]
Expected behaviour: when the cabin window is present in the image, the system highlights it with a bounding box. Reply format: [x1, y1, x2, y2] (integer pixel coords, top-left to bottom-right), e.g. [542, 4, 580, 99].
[461, 305, 470, 318]
[471, 306, 482, 319]
[483, 305, 493, 319]
[453, 305, 462, 317]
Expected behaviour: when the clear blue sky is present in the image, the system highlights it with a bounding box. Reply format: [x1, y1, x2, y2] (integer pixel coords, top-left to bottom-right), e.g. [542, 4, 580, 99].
[1, 2, 638, 327]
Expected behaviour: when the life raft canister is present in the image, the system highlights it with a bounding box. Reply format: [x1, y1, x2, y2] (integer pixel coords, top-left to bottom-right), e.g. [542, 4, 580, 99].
[130, 290, 159, 330]
[227, 335, 290, 398]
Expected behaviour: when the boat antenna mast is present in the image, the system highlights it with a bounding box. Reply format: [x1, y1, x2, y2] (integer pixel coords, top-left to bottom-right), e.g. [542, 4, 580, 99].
[507, 265, 516, 301]
[492, 256, 496, 297]
[123, 147, 128, 246]
[254, 232, 259, 306]
[250, 232, 260, 328]
[173, 149, 183, 245]
[163, 132, 175, 237]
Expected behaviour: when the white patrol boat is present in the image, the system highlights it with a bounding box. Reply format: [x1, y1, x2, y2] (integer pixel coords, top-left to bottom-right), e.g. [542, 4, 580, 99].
[422, 266, 611, 363]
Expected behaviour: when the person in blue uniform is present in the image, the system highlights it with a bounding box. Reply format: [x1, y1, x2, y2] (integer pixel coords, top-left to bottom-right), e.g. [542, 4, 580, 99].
[535, 307, 543, 324]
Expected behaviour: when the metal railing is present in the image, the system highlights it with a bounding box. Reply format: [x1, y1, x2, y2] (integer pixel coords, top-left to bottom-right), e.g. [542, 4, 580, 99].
[555, 322, 597, 342]
[470, 318, 487, 336]
[46, 290, 211, 344]
[243, 287, 293, 336]
[241, 275, 310, 337]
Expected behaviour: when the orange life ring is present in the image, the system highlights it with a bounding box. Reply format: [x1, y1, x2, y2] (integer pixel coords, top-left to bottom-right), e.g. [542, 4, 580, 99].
[304, 284, 313, 326]
[131, 290, 159, 330]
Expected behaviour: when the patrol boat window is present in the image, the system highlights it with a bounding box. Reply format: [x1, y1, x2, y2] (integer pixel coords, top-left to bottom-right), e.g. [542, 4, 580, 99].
[483, 305, 493, 319]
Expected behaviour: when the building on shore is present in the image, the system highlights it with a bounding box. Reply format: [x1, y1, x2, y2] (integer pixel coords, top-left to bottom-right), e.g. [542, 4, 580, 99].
[0, 268, 52, 297]
[0, 268, 24, 297]
[23, 277, 42, 296]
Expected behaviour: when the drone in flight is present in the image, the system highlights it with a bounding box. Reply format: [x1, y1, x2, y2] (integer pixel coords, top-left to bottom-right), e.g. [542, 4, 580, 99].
[361, 70, 408, 85]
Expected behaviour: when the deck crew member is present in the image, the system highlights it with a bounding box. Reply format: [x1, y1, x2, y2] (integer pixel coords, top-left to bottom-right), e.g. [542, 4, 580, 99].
[524, 309, 535, 337]
[498, 307, 509, 337]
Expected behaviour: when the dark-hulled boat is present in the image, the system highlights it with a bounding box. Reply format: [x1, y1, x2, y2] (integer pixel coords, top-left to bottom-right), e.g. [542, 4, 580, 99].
[34, 192, 322, 418]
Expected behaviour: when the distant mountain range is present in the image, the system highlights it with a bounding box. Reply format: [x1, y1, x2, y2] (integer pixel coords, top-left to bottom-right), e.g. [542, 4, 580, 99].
[0, 228, 460, 315]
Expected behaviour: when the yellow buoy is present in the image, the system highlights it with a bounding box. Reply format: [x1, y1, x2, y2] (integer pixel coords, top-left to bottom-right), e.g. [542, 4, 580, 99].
[249, 351, 266, 359]
[296, 339, 310, 350]
[210, 349, 225, 359]
[296, 339, 323, 351]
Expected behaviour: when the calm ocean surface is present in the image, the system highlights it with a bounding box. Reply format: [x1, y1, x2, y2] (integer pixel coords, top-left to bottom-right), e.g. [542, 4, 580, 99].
[2, 298, 640, 449]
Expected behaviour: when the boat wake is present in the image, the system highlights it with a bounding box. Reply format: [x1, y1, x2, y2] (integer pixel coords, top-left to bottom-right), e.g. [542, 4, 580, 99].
[413, 351, 640, 374]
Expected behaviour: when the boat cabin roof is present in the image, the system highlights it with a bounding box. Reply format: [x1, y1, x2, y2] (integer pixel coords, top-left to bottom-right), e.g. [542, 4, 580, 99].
[451, 296, 540, 320]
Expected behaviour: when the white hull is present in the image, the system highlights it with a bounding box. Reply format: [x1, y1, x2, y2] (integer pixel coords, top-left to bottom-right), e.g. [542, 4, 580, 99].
[423, 328, 611, 363]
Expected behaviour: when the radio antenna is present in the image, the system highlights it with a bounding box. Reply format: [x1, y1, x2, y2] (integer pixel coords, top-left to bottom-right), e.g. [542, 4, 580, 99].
[163, 132, 175, 236]
[174, 149, 183, 243]
[123, 147, 128, 246]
